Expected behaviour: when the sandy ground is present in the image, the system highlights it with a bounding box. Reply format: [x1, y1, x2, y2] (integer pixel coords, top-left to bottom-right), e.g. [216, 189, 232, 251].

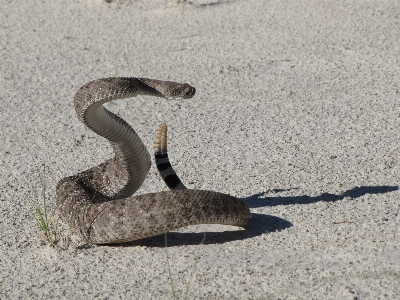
[1, 0, 399, 299]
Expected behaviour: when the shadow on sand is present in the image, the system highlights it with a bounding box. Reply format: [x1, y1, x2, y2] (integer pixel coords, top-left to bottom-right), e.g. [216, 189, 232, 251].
[243, 185, 398, 208]
[79, 185, 397, 248]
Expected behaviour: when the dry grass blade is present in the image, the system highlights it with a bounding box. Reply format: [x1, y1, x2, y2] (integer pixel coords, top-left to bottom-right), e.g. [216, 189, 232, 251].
[164, 233, 177, 300]
[184, 232, 206, 300]
[164, 231, 206, 300]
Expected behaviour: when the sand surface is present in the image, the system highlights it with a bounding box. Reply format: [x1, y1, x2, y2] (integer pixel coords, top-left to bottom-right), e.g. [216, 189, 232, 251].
[1, 0, 399, 299]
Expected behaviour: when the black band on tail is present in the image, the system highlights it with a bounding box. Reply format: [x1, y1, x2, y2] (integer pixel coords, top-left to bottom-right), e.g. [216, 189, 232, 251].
[155, 151, 186, 190]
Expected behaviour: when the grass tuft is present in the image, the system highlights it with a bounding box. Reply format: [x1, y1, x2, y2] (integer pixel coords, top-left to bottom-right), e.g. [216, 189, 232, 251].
[27, 147, 80, 247]
[32, 161, 60, 246]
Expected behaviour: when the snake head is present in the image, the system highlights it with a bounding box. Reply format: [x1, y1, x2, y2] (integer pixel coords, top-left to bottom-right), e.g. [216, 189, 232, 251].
[167, 83, 196, 100]
[137, 78, 196, 100]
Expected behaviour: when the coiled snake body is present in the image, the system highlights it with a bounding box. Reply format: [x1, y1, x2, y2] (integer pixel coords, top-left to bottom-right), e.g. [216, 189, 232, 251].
[56, 77, 251, 244]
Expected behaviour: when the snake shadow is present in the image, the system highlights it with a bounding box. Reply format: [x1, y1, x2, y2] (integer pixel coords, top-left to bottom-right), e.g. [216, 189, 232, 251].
[116, 213, 289, 248]
[109, 185, 397, 248]
[244, 185, 399, 208]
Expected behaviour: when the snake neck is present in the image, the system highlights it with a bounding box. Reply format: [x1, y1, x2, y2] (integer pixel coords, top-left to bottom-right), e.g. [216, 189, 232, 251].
[74, 81, 152, 199]
[88, 104, 151, 199]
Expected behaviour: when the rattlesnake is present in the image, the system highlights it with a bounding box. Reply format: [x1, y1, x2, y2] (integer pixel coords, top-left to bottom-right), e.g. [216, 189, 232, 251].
[56, 77, 251, 244]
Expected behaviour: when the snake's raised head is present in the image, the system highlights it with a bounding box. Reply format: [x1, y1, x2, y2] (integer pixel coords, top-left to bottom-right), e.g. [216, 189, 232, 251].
[138, 78, 196, 100]
[170, 83, 196, 100]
